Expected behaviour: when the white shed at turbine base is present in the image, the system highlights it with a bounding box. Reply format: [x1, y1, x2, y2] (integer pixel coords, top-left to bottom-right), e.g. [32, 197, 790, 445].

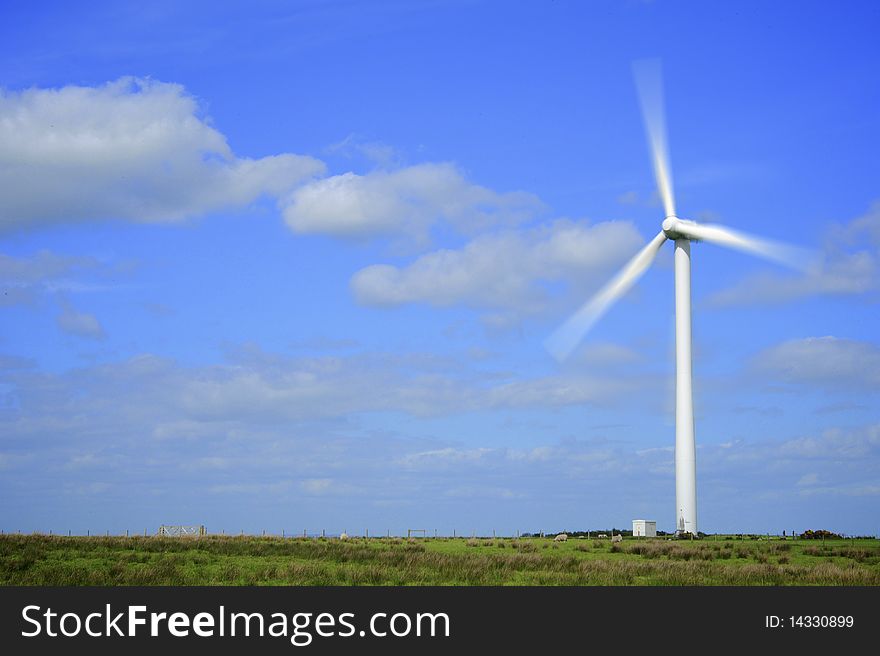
[632, 520, 657, 538]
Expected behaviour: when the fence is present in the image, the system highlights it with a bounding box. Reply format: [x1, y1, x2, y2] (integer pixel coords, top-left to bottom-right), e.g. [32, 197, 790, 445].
[157, 525, 206, 537]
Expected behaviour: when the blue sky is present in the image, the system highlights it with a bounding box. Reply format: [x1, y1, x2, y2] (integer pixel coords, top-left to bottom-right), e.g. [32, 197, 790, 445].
[1, 0, 878, 536]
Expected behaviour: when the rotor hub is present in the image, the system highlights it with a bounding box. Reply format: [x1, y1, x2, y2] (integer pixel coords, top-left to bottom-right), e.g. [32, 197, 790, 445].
[662, 216, 681, 238]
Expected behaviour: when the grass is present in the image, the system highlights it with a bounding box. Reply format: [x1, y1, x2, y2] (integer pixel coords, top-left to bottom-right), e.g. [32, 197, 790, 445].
[1, 534, 879, 586]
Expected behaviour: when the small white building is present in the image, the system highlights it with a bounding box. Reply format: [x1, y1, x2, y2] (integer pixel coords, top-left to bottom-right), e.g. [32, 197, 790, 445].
[632, 519, 657, 537]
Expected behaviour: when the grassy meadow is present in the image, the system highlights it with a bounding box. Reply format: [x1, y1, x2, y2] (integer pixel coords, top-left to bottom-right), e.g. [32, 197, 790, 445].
[2, 534, 879, 586]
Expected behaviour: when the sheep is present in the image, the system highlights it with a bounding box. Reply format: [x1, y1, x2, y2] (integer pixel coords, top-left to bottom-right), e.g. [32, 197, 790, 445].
[611, 534, 623, 544]
[339, 532, 349, 540]
[554, 533, 568, 542]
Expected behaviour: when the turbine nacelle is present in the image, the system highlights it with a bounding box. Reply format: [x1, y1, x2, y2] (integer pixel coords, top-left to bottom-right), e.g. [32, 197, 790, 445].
[661, 216, 694, 240]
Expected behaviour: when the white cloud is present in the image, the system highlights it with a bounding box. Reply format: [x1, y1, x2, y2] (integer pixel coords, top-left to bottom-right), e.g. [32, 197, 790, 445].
[777, 425, 880, 460]
[708, 202, 880, 305]
[325, 134, 401, 168]
[796, 472, 819, 486]
[300, 478, 333, 494]
[299, 478, 359, 496]
[705, 426, 880, 468]
[616, 190, 639, 205]
[0, 77, 325, 231]
[754, 336, 880, 388]
[839, 199, 880, 246]
[209, 481, 291, 495]
[282, 162, 543, 241]
[2, 341, 877, 531]
[578, 342, 641, 366]
[350, 219, 644, 313]
[1, 78, 552, 250]
[0, 250, 96, 284]
[0, 346, 643, 458]
[152, 419, 231, 441]
[1, 250, 100, 306]
[693, 424, 880, 513]
[444, 485, 524, 500]
[799, 484, 880, 498]
[487, 374, 636, 408]
[397, 447, 494, 469]
[56, 298, 105, 339]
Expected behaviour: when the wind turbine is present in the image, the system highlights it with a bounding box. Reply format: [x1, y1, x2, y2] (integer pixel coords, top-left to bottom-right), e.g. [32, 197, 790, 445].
[545, 60, 809, 535]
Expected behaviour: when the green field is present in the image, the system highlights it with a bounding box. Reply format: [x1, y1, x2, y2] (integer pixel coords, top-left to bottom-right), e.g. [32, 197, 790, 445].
[2, 534, 879, 585]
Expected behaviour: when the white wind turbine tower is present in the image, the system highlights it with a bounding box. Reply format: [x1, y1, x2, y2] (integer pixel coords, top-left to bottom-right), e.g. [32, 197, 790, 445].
[545, 60, 810, 535]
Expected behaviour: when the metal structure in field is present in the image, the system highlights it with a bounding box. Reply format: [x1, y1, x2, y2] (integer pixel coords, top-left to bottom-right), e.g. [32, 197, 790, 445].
[158, 525, 206, 537]
[546, 60, 809, 535]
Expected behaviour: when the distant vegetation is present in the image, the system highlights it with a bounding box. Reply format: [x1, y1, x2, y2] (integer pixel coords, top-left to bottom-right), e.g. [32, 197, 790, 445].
[2, 534, 879, 585]
[800, 529, 844, 540]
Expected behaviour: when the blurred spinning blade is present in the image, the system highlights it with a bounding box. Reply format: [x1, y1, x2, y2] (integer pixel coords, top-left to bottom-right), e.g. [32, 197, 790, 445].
[633, 59, 676, 219]
[545, 231, 668, 362]
[672, 220, 814, 271]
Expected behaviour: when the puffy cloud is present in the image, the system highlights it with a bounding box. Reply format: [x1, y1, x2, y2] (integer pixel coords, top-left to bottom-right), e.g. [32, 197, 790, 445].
[838, 199, 880, 246]
[0, 347, 640, 450]
[0, 250, 96, 285]
[350, 219, 644, 313]
[56, 299, 106, 339]
[753, 336, 880, 388]
[694, 424, 880, 512]
[1, 344, 877, 532]
[299, 478, 360, 496]
[486, 374, 636, 408]
[708, 202, 880, 305]
[0, 250, 100, 306]
[282, 162, 543, 241]
[0, 78, 324, 231]
[708, 252, 874, 306]
[777, 425, 880, 460]
[325, 134, 401, 168]
[0, 344, 653, 529]
[577, 342, 642, 366]
[1, 78, 549, 248]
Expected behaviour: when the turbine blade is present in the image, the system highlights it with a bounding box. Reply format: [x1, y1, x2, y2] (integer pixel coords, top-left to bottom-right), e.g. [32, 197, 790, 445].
[672, 221, 813, 271]
[545, 231, 668, 362]
[633, 58, 676, 218]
